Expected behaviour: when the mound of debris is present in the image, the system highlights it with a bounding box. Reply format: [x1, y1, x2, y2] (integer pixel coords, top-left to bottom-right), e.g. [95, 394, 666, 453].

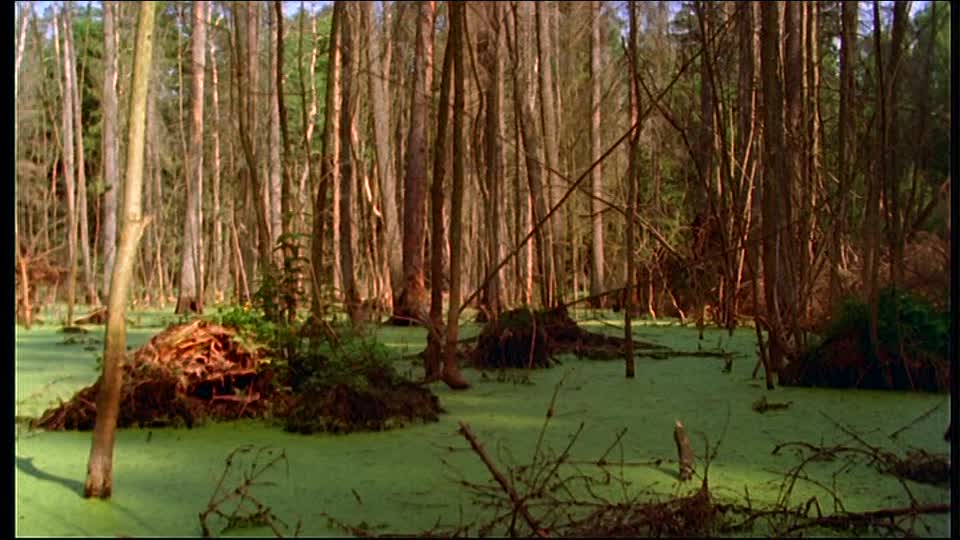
[33, 319, 443, 434]
[469, 306, 663, 369]
[34, 320, 272, 430]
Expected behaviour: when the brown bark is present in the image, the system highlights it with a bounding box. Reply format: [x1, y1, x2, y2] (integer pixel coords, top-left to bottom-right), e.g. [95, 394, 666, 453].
[759, 0, 785, 390]
[176, 1, 206, 315]
[56, 7, 78, 324]
[443, 1, 470, 390]
[394, 0, 435, 325]
[311, 0, 340, 318]
[831, 0, 857, 308]
[481, 2, 504, 319]
[363, 1, 401, 307]
[624, 0, 638, 379]
[426, 12, 454, 380]
[337, 2, 360, 323]
[101, 1, 119, 298]
[588, 0, 605, 307]
[208, 7, 225, 303]
[85, 0, 155, 499]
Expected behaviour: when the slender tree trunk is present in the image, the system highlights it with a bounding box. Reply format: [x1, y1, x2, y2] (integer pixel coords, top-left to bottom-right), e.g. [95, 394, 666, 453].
[268, 4, 283, 260]
[176, 1, 206, 315]
[102, 1, 119, 299]
[337, 2, 360, 322]
[57, 7, 78, 324]
[65, 3, 98, 307]
[624, 0, 638, 379]
[443, 1, 470, 390]
[831, 0, 857, 308]
[481, 2, 504, 320]
[760, 1, 786, 390]
[394, 0, 435, 325]
[311, 0, 340, 318]
[85, 1, 155, 498]
[275, 0, 297, 321]
[208, 7, 224, 303]
[363, 1, 401, 307]
[513, 1, 554, 309]
[426, 14, 454, 380]
[588, 0, 605, 308]
[536, 1, 564, 301]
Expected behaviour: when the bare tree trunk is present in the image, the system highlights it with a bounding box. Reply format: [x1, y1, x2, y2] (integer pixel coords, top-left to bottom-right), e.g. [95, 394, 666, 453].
[759, 0, 786, 390]
[363, 1, 401, 307]
[481, 2, 504, 319]
[101, 1, 119, 299]
[311, 0, 340, 319]
[268, 4, 283, 260]
[176, 1, 206, 315]
[56, 7, 78, 324]
[426, 14, 454, 380]
[85, 1, 155, 499]
[513, 1, 554, 309]
[337, 2, 360, 322]
[831, 0, 857, 308]
[536, 1, 564, 301]
[588, 0, 605, 308]
[65, 3, 98, 307]
[624, 0, 638, 379]
[208, 7, 225, 303]
[394, 0, 435, 325]
[443, 1, 470, 390]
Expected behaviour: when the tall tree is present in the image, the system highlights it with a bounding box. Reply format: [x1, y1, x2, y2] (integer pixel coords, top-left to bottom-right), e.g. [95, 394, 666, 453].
[394, 0, 435, 325]
[57, 6, 79, 325]
[176, 1, 207, 314]
[85, 1, 155, 498]
[311, 0, 340, 319]
[363, 1, 401, 307]
[337, 1, 361, 322]
[443, 0, 470, 390]
[624, 0, 638, 379]
[101, 1, 119, 298]
[481, 1, 504, 319]
[830, 0, 857, 308]
[536, 1, 564, 301]
[588, 0, 605, 307]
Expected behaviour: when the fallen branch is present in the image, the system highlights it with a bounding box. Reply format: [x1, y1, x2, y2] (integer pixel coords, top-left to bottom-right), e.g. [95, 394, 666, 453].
[457, 421, 548, 538]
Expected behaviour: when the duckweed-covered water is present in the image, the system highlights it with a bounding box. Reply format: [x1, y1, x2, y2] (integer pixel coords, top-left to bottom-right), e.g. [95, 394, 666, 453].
[15, 308, 951, 537]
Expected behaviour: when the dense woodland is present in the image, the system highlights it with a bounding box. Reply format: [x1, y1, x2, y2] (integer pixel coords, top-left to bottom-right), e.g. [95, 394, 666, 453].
[14, 1, 951, 379]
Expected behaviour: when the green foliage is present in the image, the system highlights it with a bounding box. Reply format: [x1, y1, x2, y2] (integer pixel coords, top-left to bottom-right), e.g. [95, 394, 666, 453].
[822, 286, 949, 362]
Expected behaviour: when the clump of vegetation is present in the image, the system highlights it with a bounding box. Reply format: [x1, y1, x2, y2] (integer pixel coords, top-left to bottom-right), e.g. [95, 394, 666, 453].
[280, 332, 442, 434]
[33, 304, 442, 434]
[781, 287, 950, 391]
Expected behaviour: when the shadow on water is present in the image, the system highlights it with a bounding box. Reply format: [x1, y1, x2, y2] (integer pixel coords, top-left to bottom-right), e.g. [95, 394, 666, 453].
[15, 455, 85, 495]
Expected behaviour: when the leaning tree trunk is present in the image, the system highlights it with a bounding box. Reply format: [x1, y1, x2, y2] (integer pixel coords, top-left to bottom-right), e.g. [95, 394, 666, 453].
[85, 0, 155, 499]
[176, 0, 206, 314]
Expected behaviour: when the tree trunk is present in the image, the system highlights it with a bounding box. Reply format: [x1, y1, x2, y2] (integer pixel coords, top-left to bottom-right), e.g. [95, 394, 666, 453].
[759, 0, 785, 390]
[394, 0, 435, 325]
[176, 1, 206, 315]
[481, 2, 504, 320]
[443, 1, 470, 390]
[513, 1, 554, 309]
[101, 1, 119, 299]
[363, 1, 401, 308]
[311, 0, 340, 319]
[268, 4, 283, 261]
[536, 1, 564, 301]
[65, 2, 98, 307]
[624, 0, 638, 379]
[831, 0, 857, 309]
[337, 2, 360, 323]
[208, 7, 225, 303]
[427, 13, 454, 380]
[57, 7, 78, 324]
[588, 0, 605, 308]
[85, 0, 155, 499]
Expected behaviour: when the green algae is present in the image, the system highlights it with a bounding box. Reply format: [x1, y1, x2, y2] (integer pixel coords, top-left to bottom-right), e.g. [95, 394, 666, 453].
[15, 309, 951, 537]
